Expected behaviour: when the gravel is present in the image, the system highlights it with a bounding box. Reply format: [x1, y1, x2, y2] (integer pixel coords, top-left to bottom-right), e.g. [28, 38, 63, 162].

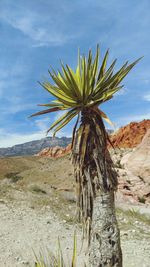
[0, 189, 150, 267]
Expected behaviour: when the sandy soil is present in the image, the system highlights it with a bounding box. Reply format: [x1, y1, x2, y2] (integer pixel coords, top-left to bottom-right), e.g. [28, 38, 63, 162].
[0, 154, 150, 267]
[0, 188, 150, 267]
[0, 192, 85, 267]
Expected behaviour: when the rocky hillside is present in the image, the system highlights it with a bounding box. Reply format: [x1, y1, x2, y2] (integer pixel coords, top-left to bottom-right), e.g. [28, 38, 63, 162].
[110, 119, 150, 148]
[0, 120, 150, 157]
[36, 144, 71, 158]
[0, 146, 149, 205]
[36, 120, 150, 157]
[0, 130, 113, 158]
[34, 125, 150, 204]
[0, 137, 71, 157]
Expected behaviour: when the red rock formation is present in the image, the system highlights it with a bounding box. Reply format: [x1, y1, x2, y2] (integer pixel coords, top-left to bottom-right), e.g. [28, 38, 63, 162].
[36, 124, 150, 204]
[110, 119, 150, 148]
[37, 120, 150, 157]
[36, 144, 71, 158]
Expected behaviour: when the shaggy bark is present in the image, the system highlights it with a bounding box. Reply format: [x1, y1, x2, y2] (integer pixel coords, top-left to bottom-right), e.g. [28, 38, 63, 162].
[72, 107, 122, 267]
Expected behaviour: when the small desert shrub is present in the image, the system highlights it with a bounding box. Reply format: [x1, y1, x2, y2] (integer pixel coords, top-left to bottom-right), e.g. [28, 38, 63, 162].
[124, 209, 150, 225]
[4, 172, 22, 183]
[116, 207, 150, 223]
[34, 235, 85, 267]
[138, 196, 146, 204]
[30, 185, 47, 194]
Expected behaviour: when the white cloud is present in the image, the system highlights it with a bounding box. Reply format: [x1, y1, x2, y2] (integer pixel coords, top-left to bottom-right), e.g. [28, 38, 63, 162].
[0, 61, 29, 101]
[34, 118, 51, 132]
[0, 6, 76, 47]
[7, 16, 68, 46]
[0, 117, 50, 148]
[0, 62, 36, 115]
[1, 103, 36, 115]
[0, 132, 46, 148]
[143, 93, 150, 101]
[0, 127, 71, 148]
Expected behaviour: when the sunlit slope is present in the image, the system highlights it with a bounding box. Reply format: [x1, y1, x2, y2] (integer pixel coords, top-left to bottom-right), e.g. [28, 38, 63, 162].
[0, 155, 74, 190]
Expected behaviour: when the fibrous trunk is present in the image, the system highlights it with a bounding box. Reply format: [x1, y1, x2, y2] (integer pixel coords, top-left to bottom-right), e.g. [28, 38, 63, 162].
[72, 107, 122, 267]
[89, 192, 122, 267]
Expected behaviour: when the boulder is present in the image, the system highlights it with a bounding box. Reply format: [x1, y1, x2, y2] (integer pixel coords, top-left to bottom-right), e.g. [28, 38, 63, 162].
[122, 129, 150, 184]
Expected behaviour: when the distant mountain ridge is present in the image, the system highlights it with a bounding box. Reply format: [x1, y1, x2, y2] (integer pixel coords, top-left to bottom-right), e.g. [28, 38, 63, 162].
[0, 129, 114, 157]
[0, 137, 72, 157]
[1, 119, 150, 157]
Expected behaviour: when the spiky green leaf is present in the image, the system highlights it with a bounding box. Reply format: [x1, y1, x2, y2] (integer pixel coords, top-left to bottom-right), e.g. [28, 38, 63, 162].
[97, 49, 109, 81]
[30, 107, 61, 118]
[31, 45, 142, 136]
[46, 108, 77, 134]
[53, 109, 78, 137]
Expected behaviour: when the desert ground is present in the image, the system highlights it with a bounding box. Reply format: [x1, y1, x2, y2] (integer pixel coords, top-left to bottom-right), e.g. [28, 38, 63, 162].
[0, 153, 150, 267]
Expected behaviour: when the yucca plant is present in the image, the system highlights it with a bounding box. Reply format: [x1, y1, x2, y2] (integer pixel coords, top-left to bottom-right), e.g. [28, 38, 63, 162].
[34, 235, 79, 267]
[31, 45, 141, 267]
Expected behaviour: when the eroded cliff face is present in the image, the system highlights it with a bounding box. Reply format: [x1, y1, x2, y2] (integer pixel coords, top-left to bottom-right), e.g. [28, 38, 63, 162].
[110, 119, 150, 148]
[36, 120, 150, 158]
[36, 144, 71, 158]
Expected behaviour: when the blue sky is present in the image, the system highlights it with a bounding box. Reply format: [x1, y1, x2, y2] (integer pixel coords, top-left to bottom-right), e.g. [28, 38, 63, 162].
[0, 0, 150, 147]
